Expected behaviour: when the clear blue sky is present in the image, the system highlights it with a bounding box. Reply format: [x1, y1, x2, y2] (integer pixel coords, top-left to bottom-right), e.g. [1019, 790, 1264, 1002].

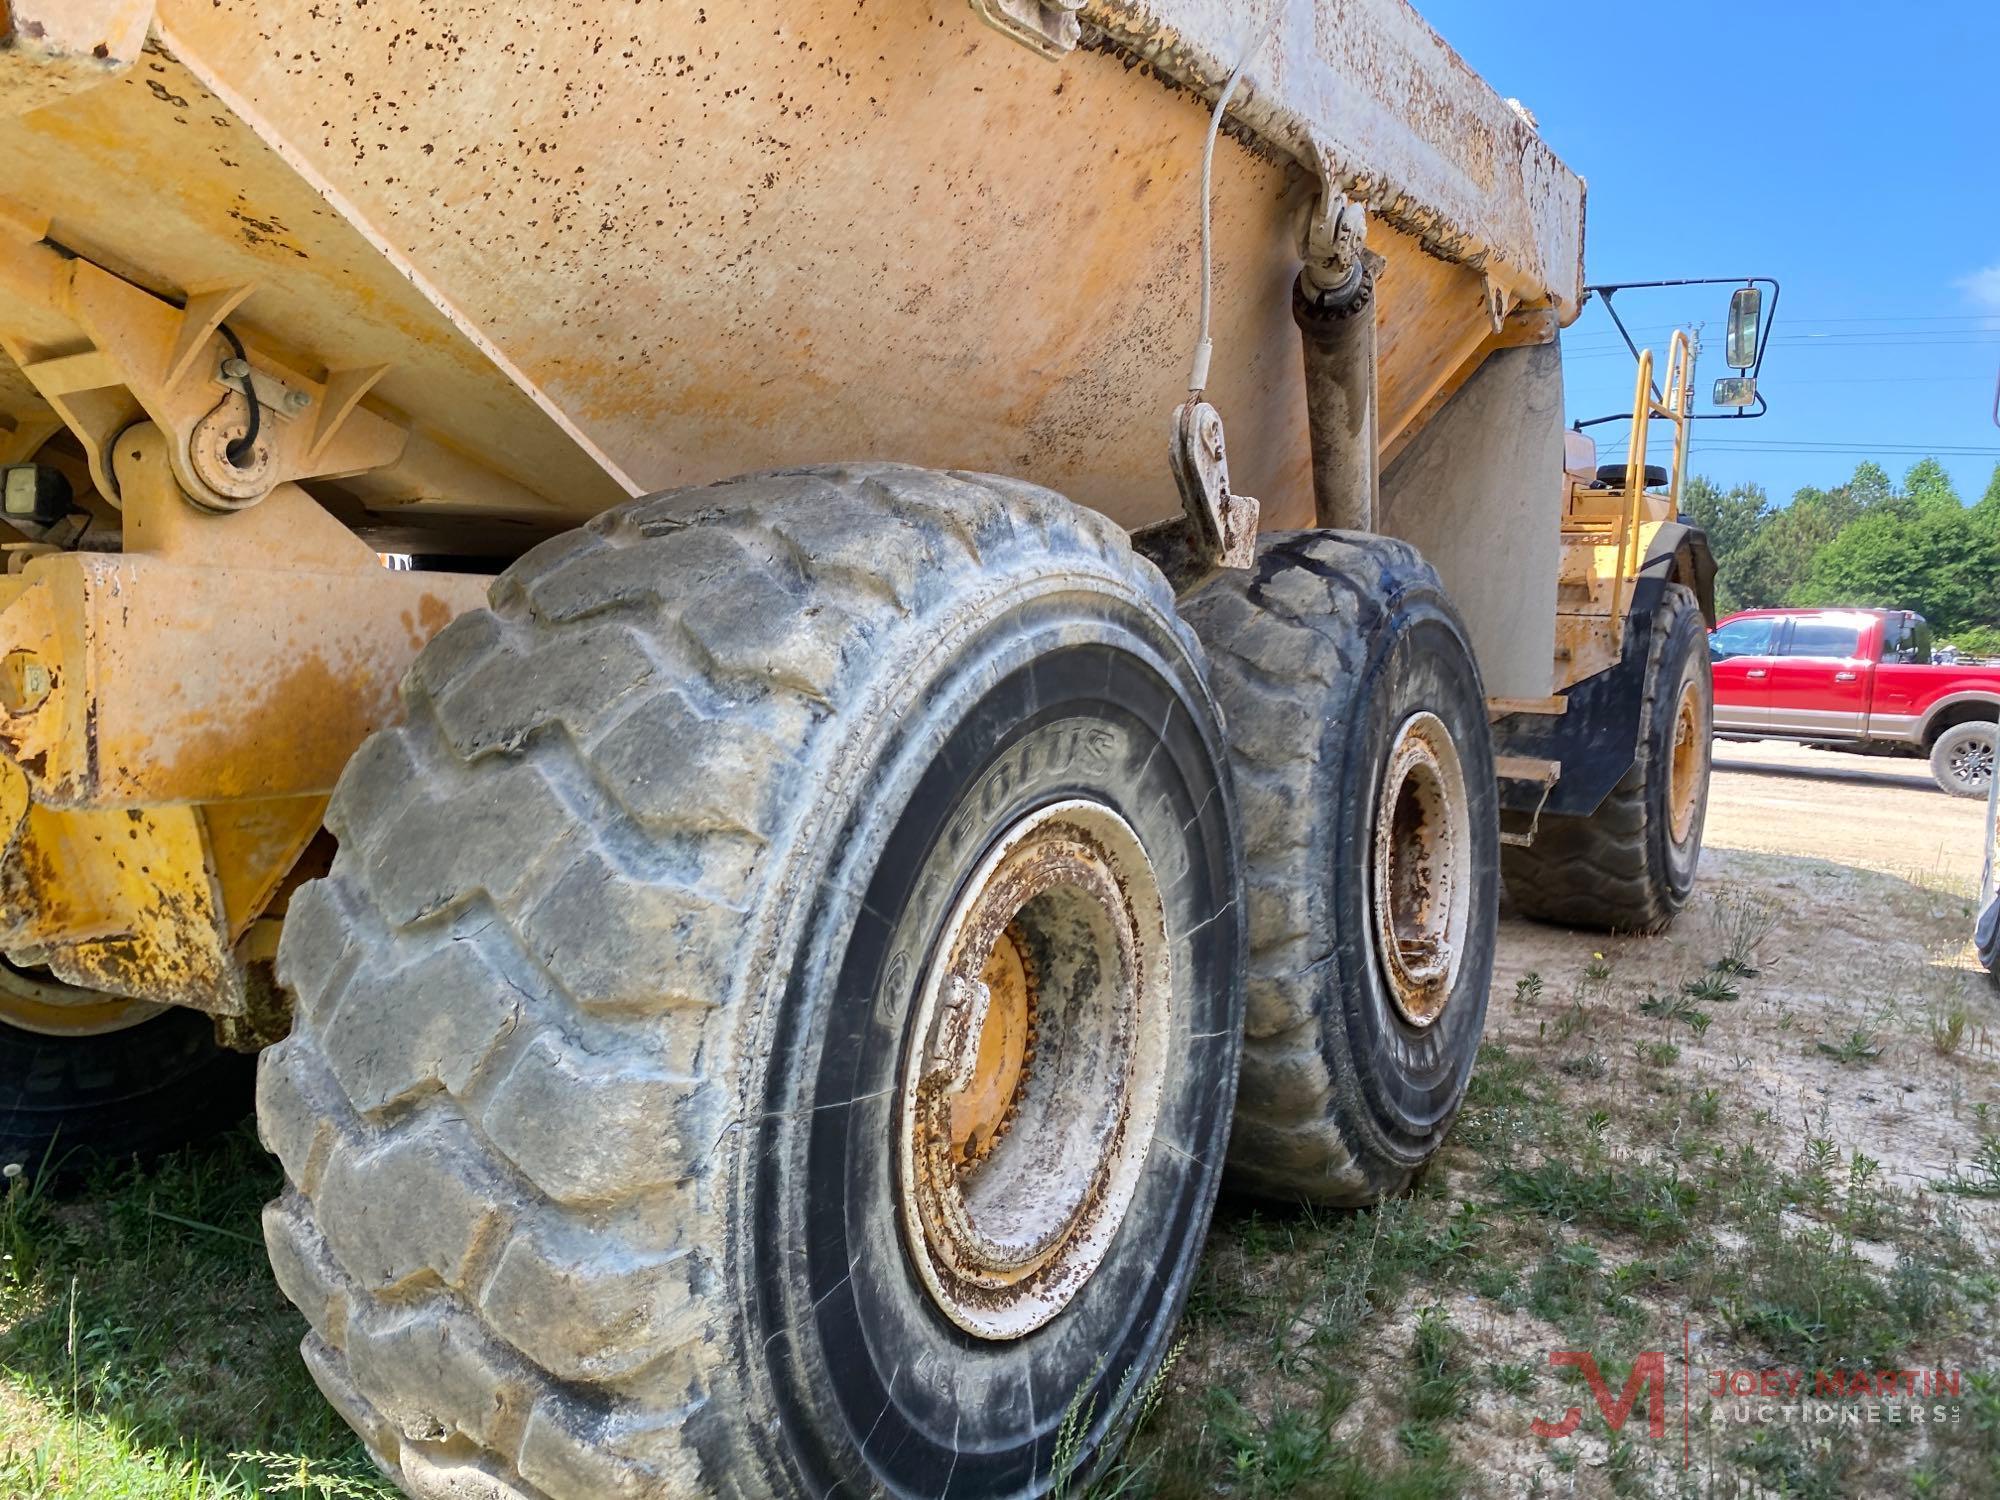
[1418, 0, 2000, 508]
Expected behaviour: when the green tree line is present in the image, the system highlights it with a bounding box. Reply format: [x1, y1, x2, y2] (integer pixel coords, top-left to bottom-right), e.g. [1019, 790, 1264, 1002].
[1684, 458, 2000, 654]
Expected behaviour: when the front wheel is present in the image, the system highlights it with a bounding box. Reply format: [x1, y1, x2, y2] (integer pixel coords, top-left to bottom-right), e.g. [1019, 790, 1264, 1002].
[1502, 583, 1712, 934]
[260, 465, 1245, 1500]
[1182, 532, 1498, 1207]
[1930, 721, 1994, 799]
[0, 964, 254, 1175]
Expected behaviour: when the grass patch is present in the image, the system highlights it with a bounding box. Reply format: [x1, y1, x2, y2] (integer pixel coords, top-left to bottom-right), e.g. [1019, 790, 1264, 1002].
[1816, 1028, 1885, 1065]
[1637, 988, 1709, 1030]
[1730, 1426, 1849, 1496]
[1682, 971, 1740, 1005]
[1729, 1216, 1954, 1370]
[1404, 1306, 1469, 1426]
[1940, 1134, 2000, 1198]
[1492, 1159, 1699, 1245]
[0, 1123, 387, 1499]
[1709, 887, 1780, 976]
[1196, 1387, 1468, 1500]
[1928, 999, 1970, 1055]
[1633, 1038, 1683, 1068]
[1556, 1051, 1607, 1080]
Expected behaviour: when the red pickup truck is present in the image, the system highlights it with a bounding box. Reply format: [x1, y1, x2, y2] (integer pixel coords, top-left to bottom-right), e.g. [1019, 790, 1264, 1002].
[1710, 607, 1998, 797]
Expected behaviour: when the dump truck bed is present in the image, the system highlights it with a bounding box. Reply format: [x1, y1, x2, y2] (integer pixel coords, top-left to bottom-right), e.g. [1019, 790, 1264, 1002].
[1, 0, 1581, 544]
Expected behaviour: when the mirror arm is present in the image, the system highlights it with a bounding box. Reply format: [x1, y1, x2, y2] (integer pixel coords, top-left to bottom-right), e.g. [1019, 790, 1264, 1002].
[1572, 410, 1636, 431]
[1575, 277, 1780, 421]
[1596, 290, 1664, 406]
[1689, 390, 1769, 423]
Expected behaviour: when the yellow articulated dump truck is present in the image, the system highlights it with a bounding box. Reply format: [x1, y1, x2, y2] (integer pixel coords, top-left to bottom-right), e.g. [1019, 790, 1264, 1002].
[0, 1, 1749, 1494]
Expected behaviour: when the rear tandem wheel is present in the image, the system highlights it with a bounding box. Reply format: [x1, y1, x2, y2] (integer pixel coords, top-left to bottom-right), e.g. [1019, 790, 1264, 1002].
[1182, 531, 1499, 1207]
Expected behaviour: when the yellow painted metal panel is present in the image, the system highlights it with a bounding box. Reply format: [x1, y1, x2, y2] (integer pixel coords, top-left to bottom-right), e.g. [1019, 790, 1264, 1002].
[2, 1, 1581, 534]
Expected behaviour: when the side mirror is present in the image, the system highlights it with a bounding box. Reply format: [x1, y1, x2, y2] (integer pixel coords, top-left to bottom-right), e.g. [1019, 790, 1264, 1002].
[1713, 375, 1758, 408]
[1726, 286, 1762, 368]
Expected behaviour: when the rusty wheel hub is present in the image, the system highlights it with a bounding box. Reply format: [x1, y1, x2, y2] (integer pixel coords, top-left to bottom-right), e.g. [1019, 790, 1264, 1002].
[946, 920, 1039, 1168]
[1372, 712, 1471, 1028]
[1668, 677, 1705, 844]
[898, 799, 1170, 1340]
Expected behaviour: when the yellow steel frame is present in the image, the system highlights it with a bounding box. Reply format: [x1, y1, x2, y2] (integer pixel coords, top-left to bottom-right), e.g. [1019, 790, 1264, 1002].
[0, 425, 487, 1021]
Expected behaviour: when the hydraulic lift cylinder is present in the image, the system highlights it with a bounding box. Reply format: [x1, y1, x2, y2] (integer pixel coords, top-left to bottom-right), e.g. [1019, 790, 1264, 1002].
[1294, 261, 1378, 533]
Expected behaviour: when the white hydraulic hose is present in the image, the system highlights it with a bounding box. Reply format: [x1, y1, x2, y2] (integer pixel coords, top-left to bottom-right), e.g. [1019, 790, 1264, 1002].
[1189, 31, 1262, 397]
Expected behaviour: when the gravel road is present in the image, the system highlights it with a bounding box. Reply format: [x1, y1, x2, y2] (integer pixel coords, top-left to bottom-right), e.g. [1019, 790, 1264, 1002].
[1706, 736, 1987, 892]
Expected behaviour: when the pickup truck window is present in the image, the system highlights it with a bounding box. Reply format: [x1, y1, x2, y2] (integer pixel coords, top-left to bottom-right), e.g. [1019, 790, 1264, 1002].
[1881, 613, 1932, 665]
[1780, 621, 1863, 659]
[1710, 618, 1777, 660]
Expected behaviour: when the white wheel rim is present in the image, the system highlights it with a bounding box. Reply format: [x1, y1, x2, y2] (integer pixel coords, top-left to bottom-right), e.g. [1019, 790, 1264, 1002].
[896, 799, 1170, 1340]
[1371, 712, 1472, 1028]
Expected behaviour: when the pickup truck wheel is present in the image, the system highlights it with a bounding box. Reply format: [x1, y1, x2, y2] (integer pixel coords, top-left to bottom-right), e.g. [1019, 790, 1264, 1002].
[1929, 721, 1994, 799]
[1181, 532, 1497, 1207]
[1502, 583, 1711, 934]
[259, 465, 1244, 1500]
[0, 966, 253, 1175]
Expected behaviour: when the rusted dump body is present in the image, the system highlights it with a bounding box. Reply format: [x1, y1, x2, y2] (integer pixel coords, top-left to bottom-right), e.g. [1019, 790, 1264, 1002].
[1, 0, 1583, 538]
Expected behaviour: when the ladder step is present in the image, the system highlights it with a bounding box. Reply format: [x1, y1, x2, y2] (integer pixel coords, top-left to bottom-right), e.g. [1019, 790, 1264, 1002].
[1494, 754, 1561, 787]
[1487, 695, 1568, 720]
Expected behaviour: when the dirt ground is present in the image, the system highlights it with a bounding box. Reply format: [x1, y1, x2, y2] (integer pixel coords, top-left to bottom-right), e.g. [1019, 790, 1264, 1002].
[1134, 739, 2000, 1498]
[1707, 738, 1988, 892]
[1500, 737, 1994, 1207]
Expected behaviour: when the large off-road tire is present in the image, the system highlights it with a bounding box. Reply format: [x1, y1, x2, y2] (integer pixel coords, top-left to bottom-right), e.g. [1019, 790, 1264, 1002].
[1929, 720, 1994, 799]
[258, 465, 1244, 1500]
[1181, 532, 1497, 1207]
[1502, 583, 1711, 933]
[0, 970, 253, 1174]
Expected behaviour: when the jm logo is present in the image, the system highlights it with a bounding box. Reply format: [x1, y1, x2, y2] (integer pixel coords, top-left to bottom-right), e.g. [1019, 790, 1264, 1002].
[1532, 1351, 1668, 1440]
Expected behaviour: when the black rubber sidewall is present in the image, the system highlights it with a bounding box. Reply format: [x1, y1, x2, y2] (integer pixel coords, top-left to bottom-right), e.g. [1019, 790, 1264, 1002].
[750, 592, 1241, 1499]
[0, 1007, 254, 1173]
[1322, 594, 1498, 1176]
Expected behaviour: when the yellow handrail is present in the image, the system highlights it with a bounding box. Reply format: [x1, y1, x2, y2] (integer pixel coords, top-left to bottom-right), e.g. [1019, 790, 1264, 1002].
[1608, 329, 1695, 651]
[1608, 347, 1655, 650]
[1656, 329, 1693, 512]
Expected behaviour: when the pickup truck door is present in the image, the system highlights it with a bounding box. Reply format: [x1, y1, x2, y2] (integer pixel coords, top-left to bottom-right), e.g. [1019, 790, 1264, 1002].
[1708, 616, 1781, 729]
[1765, 616, 1870, 736]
